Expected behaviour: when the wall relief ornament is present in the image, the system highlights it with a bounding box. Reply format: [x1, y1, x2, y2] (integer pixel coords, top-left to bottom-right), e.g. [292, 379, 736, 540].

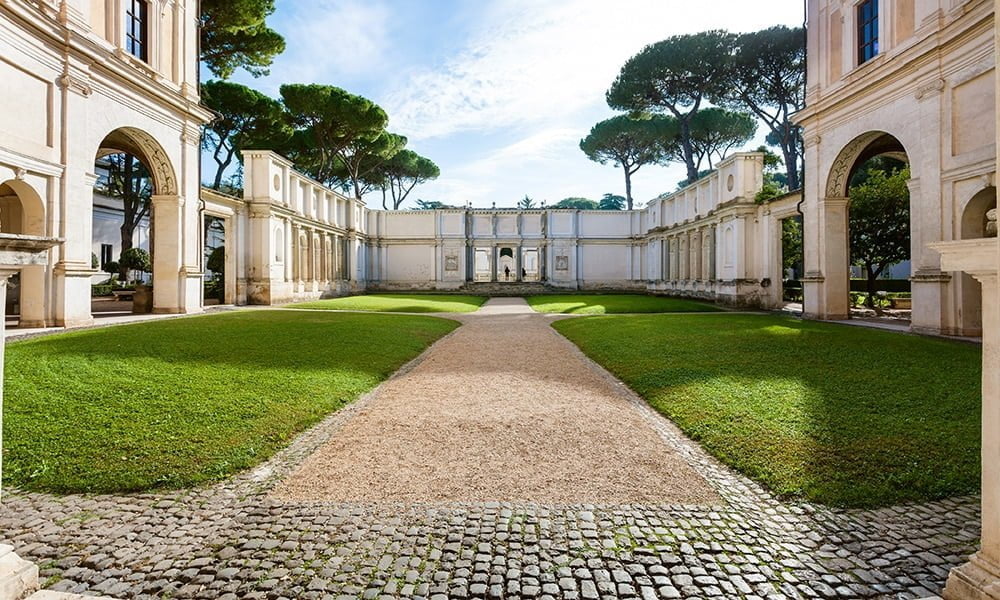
[825, 131, 887, 198]
[914, 78, 945, 100]
[118, 127, 178, 196]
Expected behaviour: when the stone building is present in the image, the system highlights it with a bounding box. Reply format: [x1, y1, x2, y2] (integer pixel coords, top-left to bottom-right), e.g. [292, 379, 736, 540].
[0, 0, 212, 328]
[797, 0, 997, 336]
[796, 0, 999, 597]
[229, 150, 796, 310]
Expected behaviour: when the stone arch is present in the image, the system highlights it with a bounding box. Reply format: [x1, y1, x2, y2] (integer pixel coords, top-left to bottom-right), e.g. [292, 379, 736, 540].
[0, 178, 46, 236]
[722, 225, 734, 268]
[825, 131, 909, 199]
[961, 186, 997, 240]
[96, 126, 177, 196]
[0, 178, 48, 326]
[956, 186, 997, 336]
[297, 232, 308, 281]
[274, 226, 284, 263]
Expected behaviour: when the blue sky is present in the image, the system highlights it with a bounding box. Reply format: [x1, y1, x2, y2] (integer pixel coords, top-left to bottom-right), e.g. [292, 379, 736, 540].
[225, 0, 805, 209]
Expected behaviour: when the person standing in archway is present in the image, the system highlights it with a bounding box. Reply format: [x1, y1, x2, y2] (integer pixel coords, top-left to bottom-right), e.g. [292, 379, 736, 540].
[504, 265, 510, 281]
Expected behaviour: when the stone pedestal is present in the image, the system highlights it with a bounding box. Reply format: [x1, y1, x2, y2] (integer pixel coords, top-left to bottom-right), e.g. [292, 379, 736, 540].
[932, 239, 1000, 600]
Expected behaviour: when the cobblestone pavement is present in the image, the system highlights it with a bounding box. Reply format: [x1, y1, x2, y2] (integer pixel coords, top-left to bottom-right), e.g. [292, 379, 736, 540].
[0, 300, 981, 599]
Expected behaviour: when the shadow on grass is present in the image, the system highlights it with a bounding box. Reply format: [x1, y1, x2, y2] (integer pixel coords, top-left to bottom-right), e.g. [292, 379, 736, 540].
[11, 311, 457, 372]
[527, 294, 724, 314]
[554, 314, 981, 508]
[3, 311, 459, 494]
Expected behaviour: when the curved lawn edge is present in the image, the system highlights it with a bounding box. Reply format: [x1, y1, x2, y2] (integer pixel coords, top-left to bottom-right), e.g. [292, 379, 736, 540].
[3, 310, 459, 495]
[290, 293, 488, 313]
[551, 313, 981, 508]
[526, 294, 725, 314]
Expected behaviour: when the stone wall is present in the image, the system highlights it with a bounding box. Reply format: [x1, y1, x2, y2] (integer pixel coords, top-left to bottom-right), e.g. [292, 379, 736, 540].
[234, 151, 795, 307]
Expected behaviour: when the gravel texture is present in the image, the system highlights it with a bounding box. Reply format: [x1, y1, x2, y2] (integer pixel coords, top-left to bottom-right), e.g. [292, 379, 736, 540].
[273, 298, 719, 505]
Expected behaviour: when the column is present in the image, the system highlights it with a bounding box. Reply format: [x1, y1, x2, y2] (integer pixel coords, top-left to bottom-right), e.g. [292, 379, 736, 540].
[291, 224, 301, 286]
[804, 197, 850, 320]
[150, 194, 185, 314]
[283, 219, 292, 283]
[18, 264, 48, 328]
[691, 230, 702, 283]
[233, 207, 247, 305]
[908, 177, 951, 335]
[944, 268, 1000, 600]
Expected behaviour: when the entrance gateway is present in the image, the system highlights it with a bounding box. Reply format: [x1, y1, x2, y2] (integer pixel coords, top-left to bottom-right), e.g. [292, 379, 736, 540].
[473, 246, 541, 283]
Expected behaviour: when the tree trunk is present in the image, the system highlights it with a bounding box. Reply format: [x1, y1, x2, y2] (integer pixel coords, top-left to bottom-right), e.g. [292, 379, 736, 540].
[118, 156, 137, 281]
[782, 144, 800, 191]
[623, 166, 634, 210]
[212, 150, 234, 191]
[865, 264, 877, 309]
[679, 117, 699, 183]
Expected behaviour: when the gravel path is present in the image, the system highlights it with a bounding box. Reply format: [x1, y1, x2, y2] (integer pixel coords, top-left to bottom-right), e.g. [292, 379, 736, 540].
[0, 299, 982, 599]
[274, 298, 719, 505]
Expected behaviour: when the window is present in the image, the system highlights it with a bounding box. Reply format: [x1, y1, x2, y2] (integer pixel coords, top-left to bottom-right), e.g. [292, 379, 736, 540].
[857, 0, 879, 65]
[100, 244, 113, 268]
[125, 0, 149, 62]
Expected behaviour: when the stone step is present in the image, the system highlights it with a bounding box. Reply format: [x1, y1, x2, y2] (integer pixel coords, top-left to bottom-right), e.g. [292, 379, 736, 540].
[460, 282, 557, 296]
[0, 545, 38, 600]
[27, 593, 117, 600]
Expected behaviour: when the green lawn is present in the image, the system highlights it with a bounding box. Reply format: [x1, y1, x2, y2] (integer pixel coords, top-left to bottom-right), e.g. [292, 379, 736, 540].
[292, 293, 488, 313]
[3, 311, 458, 494]
[553, 314, 981, 508]
[527, 294, 724, 314]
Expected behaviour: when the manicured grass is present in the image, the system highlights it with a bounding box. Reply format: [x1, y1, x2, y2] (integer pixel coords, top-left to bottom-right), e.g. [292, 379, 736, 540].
[3, 311, 458, 494]
[553, 314, 981, 508]
[527, 294, 724, 314]
[292, 294, 488, 313]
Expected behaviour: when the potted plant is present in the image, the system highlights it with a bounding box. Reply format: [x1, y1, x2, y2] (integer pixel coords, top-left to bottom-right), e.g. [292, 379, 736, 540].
[119, 248, 152, 313]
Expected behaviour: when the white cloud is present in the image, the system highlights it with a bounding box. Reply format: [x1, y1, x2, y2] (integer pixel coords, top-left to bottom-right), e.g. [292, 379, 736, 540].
[243, 0, 393, 94]
[384, 0, 804, 141]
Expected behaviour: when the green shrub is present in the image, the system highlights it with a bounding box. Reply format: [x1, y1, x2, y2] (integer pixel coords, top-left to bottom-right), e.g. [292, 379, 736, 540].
[91, 284, 113, 297]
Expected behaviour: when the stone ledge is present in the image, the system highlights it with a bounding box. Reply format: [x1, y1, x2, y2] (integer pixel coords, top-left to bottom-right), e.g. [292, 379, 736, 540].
[27, 593, 117, 600]
[0, 544, 37, 600]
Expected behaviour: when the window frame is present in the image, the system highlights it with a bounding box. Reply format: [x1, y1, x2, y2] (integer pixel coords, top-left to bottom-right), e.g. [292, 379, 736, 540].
[124, 0, 149, 63]
[857, 0, 879, 65]
[100, 244, 113, 269]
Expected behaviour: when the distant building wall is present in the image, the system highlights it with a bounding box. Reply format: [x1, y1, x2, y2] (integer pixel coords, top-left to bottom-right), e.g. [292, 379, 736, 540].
[232, 151, 796, 308]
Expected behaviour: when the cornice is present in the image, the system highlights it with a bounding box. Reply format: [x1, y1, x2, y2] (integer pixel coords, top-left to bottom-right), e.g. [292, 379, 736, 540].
[0, 145, 64, 177]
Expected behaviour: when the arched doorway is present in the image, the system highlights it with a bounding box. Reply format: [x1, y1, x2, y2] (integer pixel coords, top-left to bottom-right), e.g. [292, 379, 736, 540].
[0, 179, 47, 327]
[498, 247, 515, 282]
[824, 132, 912, 325]
[92, 127, 179, 318]
[957, 187, 997, 336]
[204, 215, 228, 305]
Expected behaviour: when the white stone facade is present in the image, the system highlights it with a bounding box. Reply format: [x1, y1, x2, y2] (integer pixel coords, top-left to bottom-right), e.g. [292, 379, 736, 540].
[231, 151, 796, 308]
[796, 0, 997, 336]
[0, 0, 212, 327]
[237, 151, 369, 305]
